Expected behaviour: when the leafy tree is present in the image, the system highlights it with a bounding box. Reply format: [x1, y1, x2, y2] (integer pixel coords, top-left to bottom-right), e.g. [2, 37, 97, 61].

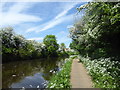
[43, 35, 59, 57]
[1, 27, 46, 62]
[69, 1, 120, 59]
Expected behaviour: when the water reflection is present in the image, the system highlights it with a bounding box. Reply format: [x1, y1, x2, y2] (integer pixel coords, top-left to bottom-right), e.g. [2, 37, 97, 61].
[2, 57, 66, 88]
[10, 73, 46, 88]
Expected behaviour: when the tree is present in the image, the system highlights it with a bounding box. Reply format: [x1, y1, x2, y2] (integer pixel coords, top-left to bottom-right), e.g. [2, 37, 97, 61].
[43, 35, 59, 57]
[1, 27, 47, 62]
[69, 2, 120, 59]
[59, 43, 66, 52]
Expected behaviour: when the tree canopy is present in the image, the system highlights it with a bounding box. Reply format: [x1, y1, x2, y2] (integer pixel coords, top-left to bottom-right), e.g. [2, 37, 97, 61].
[43, 35, 59, 57]
[69, 2, 120, 59]
[1, 27, 66, 62]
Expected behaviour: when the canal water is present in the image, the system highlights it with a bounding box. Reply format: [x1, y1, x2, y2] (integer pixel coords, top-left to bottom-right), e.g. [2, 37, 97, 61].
[2, 57, 66, 88]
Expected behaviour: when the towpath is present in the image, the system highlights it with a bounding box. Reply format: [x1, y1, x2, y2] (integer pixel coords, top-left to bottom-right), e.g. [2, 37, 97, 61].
[70, 59, 93, 88]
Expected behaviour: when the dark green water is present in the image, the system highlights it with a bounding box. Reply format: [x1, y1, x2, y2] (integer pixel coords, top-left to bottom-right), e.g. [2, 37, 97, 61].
[2, 57, 66, 88]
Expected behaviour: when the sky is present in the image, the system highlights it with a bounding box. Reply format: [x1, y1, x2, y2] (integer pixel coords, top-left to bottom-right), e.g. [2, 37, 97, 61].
[0, 1, 86, 47]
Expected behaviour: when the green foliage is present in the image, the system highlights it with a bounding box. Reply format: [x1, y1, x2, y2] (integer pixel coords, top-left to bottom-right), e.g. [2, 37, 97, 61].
[67, 51, 79, 56]
[57, 51, 69, 57]
[69, 2, 120, 59]
[1, 27, 47, 62]
[47, 58, 72, 88]
[69, 2, 120, 88]
[1, 27, 68, 62]
[43, 35, 59, 57]
[79, 56, 120, 88]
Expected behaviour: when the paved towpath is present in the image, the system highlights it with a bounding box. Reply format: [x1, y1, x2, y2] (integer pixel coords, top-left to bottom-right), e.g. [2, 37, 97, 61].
[70, 59, 93, 88]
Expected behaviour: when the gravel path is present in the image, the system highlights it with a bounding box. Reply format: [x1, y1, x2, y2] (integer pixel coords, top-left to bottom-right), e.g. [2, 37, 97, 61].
[70, 59, 93, 88]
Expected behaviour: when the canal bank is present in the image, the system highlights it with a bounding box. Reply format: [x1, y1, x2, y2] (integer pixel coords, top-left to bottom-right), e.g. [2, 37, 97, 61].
[47, 57, 73, 88]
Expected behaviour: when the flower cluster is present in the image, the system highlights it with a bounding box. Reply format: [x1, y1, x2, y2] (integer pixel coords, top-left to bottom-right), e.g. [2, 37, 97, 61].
[78, 56, 120, 88]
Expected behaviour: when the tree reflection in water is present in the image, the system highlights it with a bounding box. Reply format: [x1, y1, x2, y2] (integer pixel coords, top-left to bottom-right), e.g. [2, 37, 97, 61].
[2, 57, 66, 88]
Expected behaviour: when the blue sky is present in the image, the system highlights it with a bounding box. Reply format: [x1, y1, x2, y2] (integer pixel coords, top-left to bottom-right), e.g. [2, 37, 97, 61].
[0, 2, 86, 47]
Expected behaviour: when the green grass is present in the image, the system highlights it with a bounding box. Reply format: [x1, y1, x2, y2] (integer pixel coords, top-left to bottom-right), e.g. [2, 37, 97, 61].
[46, 57, 73, 88]
[78, 56, 120, 88]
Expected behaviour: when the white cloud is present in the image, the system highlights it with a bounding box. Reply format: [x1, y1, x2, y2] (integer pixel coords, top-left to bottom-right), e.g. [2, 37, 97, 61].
[0, 13, 42, 25]
[26, 14, 74, 33]
[36, 14, 74, 33]
[27, 37, 43, 41]
[55, 3, 78, 19]
[67, 25, 73, 28]
[36, 18, 63, 32]
[8, 3, 29, 13]
[0, 2, 42, 26]
[26, 2, 81, 33]
[26, 26, 40, 33]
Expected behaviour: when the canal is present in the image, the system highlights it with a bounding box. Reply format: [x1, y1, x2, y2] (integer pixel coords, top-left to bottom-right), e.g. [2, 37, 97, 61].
[2, 57, 66, 88]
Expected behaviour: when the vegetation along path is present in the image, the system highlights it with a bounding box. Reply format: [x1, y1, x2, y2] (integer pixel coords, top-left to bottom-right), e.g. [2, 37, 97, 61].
[70, 59, 93, 88]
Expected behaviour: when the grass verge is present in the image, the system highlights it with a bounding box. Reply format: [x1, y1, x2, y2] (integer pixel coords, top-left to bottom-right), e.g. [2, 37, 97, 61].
[46, 57, 73, 88]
